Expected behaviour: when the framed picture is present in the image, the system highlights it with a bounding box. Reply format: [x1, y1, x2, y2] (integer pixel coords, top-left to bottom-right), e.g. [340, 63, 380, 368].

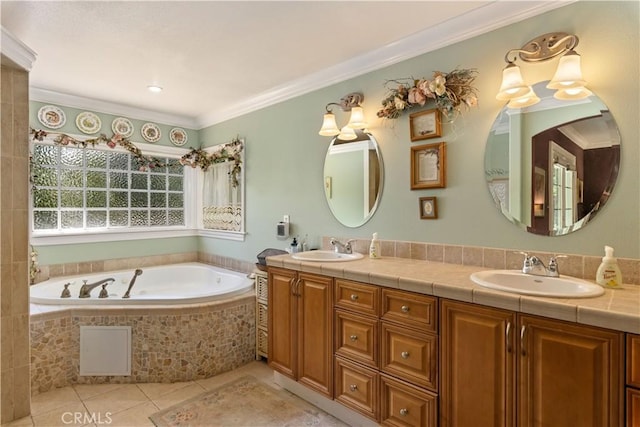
[419, 197, 438, 219]
[410, 142, 446, 189]
[409, 108, 442, 141]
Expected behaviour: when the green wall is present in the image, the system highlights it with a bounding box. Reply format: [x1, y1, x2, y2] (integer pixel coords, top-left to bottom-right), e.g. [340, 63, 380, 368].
[30, 1, 640, 265]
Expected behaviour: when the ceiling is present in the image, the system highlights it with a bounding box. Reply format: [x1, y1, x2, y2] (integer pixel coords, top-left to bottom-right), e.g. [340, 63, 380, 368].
[1, 1, 569, 129]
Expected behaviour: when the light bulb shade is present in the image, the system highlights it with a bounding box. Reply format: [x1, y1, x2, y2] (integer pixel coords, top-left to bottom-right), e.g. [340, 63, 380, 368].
[347, 106, 367, 129]
[547, 50, 587, 89]
[507, 86, 540, 109]
[318, 112, 340, 136]
[337, 126, 357, 141]
[496, 63, 530, 100]
[553, 86, 593, 100]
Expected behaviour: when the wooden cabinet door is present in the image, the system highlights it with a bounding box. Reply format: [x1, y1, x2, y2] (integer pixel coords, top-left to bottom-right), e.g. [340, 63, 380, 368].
[628, 388, 640, 427]
[297, 272, 334, 397]
[267, 267, 296, 379]
[440, 299, 516, 427]
[518, 315, 623, 427]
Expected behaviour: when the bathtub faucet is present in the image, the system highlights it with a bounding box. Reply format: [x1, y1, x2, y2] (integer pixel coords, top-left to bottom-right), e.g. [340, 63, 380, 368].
[79, 278, 115, 298]
[122, 269, 143, 299]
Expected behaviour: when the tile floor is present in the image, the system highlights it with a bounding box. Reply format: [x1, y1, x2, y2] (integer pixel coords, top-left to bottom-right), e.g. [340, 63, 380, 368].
[2, 361, 281, 427]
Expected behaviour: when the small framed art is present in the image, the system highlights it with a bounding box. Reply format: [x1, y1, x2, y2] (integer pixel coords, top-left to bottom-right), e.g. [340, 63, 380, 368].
[410, 142, 446, 189]
[409, 108, 441, 141]
[419, 197, 438, 219]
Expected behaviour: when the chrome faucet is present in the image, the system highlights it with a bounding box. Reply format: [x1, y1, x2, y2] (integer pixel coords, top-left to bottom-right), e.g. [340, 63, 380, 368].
[520, 252, 566, 277]
[79, 278, 115, 298]
[122, 269, 143, 299]
[330, 238, 355, 254]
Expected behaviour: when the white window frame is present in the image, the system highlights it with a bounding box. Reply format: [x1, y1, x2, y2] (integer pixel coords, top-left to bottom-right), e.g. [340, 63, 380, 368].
[196, 141, 246, 242]
[29, 133, 198, 246]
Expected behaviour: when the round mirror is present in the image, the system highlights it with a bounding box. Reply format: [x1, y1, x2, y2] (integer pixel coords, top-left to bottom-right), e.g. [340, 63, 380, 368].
[485, 81, 620, 236]
[323, 131, 384, 227]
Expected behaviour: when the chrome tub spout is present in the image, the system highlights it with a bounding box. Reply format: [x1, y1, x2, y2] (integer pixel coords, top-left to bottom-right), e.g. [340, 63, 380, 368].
[79, 278, 115, 298]
[123, 269, 143, 298]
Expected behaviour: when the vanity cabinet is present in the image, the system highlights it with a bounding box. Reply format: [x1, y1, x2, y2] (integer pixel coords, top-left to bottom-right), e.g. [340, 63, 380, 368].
[440, 299, 624, 427]
[627, 334, 640, 426]
[267, 267, 334, 398]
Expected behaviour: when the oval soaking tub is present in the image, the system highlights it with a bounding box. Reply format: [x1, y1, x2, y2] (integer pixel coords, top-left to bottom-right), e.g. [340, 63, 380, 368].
[30, 262, 254, 305]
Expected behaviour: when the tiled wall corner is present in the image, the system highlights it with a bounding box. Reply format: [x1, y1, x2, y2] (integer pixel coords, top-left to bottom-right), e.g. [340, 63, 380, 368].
[1, 64, 31, 423]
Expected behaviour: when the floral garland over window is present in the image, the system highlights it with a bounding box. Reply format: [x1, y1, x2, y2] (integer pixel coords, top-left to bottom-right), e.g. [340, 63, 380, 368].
[29, 128, 243, 187]
[376, 68, 479, 120]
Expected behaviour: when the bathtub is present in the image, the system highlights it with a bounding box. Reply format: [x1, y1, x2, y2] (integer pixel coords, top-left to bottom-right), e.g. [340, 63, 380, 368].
[30, 262, 254, 305]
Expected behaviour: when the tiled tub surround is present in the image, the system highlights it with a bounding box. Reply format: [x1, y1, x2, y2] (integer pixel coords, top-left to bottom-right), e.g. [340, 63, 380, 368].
[268, 253, 640, 335]
[30, 293, 256, 395]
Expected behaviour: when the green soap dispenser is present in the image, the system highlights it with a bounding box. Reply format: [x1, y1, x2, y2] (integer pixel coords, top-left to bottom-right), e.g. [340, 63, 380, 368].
[596, 245, 622, 288]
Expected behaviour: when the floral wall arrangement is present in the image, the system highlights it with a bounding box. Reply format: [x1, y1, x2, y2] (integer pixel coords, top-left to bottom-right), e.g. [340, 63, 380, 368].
[376, 68, 479, 121]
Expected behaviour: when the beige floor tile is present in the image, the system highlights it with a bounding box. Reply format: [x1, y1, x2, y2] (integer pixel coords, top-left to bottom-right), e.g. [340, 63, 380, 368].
[107, 401, 159, 427]
[73, 383, 125, 401]
[30, 386, 81, 417]
[137, 381, 196, 400]
[82, 384, 148, 416]
[32, 402, 86, 427]
[151, 383, 206, 410]
[0, 415, 33, 427]
[195, 361, 278, 391]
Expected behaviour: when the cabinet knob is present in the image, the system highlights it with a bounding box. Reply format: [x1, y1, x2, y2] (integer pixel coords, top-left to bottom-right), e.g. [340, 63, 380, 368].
[349, 384, 358, 392]
[401, 305, 410, 313]
[399, 408, 409, 416]
[350, 294, 359, 302]
[349, 335, 358, 342]
[401, 351, 410, 359]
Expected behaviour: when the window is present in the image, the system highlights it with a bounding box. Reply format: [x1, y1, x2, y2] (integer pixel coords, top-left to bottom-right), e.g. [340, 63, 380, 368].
[31, 142, 185, 233]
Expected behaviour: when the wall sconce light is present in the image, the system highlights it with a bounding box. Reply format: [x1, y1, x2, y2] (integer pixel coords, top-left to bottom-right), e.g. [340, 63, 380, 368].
[318, 92, 366, 141]
[496, 32, 591, 108]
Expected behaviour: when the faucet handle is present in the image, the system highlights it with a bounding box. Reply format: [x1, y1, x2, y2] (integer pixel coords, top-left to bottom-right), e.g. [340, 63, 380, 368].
[548, 254, 566, 277]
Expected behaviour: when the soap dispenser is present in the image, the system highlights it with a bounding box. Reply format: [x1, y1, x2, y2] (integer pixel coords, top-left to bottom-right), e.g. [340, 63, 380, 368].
[369, 232, 380, 259]
[290, 237, 299, 254]
[596, 245, 622, 288]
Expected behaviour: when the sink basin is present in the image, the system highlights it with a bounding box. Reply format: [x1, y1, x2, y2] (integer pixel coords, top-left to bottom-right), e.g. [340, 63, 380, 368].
[470, 270, 604, 298]
[291, 250, 364, 262]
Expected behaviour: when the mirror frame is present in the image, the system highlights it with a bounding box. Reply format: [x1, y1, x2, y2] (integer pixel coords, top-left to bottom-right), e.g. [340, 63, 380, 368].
[323, 131, 384, 228]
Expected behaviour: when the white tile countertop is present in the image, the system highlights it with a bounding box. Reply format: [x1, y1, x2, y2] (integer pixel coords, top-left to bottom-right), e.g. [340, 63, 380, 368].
[266, 254, 640, 334]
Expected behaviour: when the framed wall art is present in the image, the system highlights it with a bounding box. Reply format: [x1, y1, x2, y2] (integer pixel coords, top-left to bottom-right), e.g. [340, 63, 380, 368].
[409, 108, 441, 141]
[419, 197, 438, 219]
[410, 142, 446, 189]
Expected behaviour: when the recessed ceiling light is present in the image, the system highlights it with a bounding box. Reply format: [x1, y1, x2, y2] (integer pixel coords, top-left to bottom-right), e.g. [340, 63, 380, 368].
[147, 85, 163, 93]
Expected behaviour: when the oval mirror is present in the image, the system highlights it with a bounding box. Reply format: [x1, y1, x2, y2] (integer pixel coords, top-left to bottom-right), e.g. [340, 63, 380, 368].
[323, 131, 384, 227]
[485, 81, 620, 236]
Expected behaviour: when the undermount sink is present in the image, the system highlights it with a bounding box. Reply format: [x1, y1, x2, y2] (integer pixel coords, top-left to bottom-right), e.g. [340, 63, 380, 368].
[291, 250, 364, 262]
[470, 270, 604, 298]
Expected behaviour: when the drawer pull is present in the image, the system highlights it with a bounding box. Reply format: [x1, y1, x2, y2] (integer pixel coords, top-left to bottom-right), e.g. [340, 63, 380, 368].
[399, 408, 409, 416]
[349, 335, 358, 342]
[401, 351, 410, 359]
[401, 305, 410, 313]
[349, 384, 358, 392]
[350, 294, 359, 302]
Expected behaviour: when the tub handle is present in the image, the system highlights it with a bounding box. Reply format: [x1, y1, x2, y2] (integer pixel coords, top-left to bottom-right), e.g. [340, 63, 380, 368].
[60, 283, 71, 298]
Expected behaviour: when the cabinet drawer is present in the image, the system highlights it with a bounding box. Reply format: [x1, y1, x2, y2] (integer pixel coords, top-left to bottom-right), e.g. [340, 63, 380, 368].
[381, 289, 437, 332]
[628, 388, 640, 427]
[256, 275, 268, 301]
[381, 322, 437, 391]
[257, 302, 268, 328]
[628, 334, 640, 387]
[380, 374, 437, 427]
[257, 327, 268, 356]
[335, 279, 379, 316]
[335, 356, 380, 421]
[335, 309, 378, 369]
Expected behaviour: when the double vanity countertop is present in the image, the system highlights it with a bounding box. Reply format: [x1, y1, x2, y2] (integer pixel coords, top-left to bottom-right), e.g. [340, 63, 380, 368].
[266, 254, 640, 334]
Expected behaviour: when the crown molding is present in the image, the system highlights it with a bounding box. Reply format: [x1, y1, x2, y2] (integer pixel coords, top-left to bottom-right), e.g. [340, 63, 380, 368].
[196, 1, 575, 129]
[29, 87, 199, 129]
[1, 26, 37, 71]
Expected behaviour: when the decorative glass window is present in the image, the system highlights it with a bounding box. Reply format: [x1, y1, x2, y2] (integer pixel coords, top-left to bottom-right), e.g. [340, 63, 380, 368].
[203, 161, 242, 231]
[31, 143, 185, 232]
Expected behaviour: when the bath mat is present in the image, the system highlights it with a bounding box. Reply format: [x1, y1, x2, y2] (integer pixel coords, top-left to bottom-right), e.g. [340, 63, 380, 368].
[149, 375, 347, 427]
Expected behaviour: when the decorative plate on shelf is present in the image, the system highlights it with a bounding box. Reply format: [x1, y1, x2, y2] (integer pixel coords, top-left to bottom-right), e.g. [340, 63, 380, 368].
[169, 127, 188, 146]
[37, 105, 66, 129]
[75, 112, 102, 134]
[141, 122, 161, 143]
[111, 117, 134, 138]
